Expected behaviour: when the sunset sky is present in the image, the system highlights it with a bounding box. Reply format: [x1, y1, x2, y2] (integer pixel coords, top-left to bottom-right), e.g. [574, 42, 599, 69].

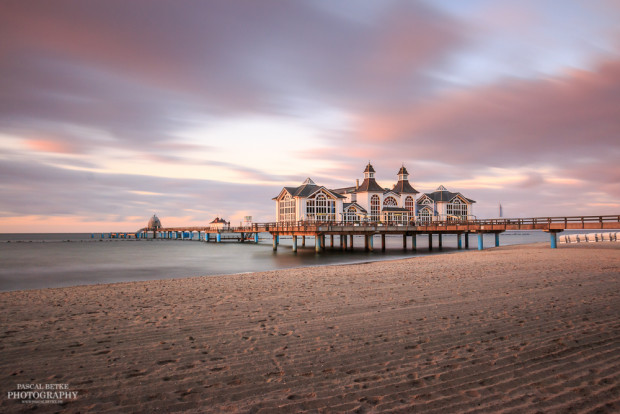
[1, 0, 619, 232]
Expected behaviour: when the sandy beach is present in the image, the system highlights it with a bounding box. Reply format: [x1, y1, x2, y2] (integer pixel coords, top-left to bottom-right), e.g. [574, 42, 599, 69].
[1, 242, 619, 413]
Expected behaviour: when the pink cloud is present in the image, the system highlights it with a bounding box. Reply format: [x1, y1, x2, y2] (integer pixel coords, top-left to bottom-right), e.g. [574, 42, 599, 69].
[25, 138, 80, 154]
[355, 58, 620, 166]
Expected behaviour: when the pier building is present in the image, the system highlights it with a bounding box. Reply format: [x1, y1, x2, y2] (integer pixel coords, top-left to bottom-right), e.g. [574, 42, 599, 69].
[147, 214, 162, 230]
[209, 217, 229, 230]
[273, 163, 475, 224]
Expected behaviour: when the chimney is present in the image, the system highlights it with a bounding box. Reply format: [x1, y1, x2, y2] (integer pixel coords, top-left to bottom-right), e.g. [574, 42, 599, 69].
[356, 179, 359, 189]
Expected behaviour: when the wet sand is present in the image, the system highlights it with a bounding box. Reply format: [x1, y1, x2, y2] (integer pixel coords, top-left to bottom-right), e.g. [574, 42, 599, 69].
[1, 243, 619, 413]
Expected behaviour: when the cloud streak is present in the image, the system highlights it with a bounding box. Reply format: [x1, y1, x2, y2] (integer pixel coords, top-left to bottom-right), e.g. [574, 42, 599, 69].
[0, 1, 619, 230]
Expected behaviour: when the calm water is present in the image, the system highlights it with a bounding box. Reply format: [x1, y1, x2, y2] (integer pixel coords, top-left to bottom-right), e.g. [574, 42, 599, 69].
[0, 230, 611, 291]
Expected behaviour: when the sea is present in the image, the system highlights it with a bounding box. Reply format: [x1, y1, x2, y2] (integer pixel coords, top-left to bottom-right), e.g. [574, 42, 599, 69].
[0, 230, 615, 291]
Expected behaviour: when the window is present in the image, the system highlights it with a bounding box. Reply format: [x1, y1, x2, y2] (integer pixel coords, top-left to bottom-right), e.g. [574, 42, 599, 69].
[344, 205, 359, 222]
[419, 208, 432, 224]
[306, 192, 335, 222]
[370, 195, 380, 222]
[278, 194, 296, 223]
[383, 196, 398, 207]
[405, 196, 414, 212]
[447, 198, 468, 220]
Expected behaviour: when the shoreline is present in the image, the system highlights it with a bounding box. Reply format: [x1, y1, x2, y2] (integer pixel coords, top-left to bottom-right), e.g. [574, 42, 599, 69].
[1, 243, 619, 413]
[0, 239, 547, 293]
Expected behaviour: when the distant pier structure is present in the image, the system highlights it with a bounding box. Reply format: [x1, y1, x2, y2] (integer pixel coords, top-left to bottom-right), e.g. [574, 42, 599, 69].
[99, 214, 620, 252]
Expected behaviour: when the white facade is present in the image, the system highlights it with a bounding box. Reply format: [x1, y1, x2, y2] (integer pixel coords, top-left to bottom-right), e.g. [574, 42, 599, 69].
[416, 185, 476, 223]
[273, 164, 475, 223]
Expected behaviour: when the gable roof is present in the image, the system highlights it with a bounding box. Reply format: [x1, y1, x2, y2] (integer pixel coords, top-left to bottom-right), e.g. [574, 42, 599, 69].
[419, 186, 476, 204]
[305, 186, 346, 199]
[210, 217, 228, 224]
[273, 179, 345, 200]
[344, 202, 367, 213]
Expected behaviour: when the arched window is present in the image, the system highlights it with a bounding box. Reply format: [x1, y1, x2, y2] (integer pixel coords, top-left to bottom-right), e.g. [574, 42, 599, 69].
[279, 194, 296, 222]
[306, 192, 335, 222]
[345, 205, 359, 222]
[405, 196, 414, 212]
[419, 208, 432, 224]
[447, 197, 468, 220]
[383, 196, 398, 207]
[370, 195, 380, 222]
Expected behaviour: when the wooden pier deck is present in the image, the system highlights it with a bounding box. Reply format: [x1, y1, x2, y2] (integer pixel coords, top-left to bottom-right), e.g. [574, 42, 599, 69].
[125, 215, 620, 251]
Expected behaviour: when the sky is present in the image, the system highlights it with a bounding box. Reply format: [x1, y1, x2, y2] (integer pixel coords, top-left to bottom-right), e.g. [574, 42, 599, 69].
[1, 0, 619, 232]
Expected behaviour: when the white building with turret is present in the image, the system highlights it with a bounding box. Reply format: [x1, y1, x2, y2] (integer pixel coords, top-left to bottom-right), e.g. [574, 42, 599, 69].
[273, 163, 475, 224]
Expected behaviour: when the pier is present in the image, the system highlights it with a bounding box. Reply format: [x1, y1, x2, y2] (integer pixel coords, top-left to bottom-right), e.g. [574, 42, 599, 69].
[256, 215, 620, 251]
[102, 215, 620, 252]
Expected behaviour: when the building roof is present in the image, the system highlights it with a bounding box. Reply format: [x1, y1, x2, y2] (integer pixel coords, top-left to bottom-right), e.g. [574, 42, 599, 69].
[332, 186, 356, 195]
[147, 214, 162, 229]
[382, 207, 409, 212]
[210, 217, 228, 224]
[344, 202, 367, 213]
[273, 179, 345, 200]
[397, 165, 409, 176]
[392, 180, 419, 194]
[418, 186, 476, 204]
[363, 162, 376, 173]
[354, 177, 384, 193]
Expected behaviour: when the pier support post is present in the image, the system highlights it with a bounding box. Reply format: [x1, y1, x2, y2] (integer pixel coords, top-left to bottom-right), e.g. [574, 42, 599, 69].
[465, 233, 469, 249]
[292, 236, 297, 252]
[205, 233, 210, 242]
[342, 235, 347, 250]
[217, 233, 222, 243]
[302, 236, 306, 247]
[428, 234, 433, 251]
[477, 233, 484, 250]
[403, 234, 407, 249]
[350, 235, 354, 250]
[273, 235, 278, 251]
[364, 234, 369, 251]
[438, 234, 443, 249]
[495, 233, 500, 247]
[321, 235, 326, 251]
[315, 235, 321, 252]
[240, 232, 244, 243]
[381, 234, 386, 251]
[548, 231, 562, 249]
[330, 235, 334, 248]
[254, 233, 259, 243]
[368, 235, 374, 251]
[457, 234, 462, 249]
[412, 234, 417, 251]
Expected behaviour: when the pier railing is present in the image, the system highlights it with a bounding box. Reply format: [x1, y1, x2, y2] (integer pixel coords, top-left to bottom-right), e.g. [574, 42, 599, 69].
[236, 215, 620, 231]
[137, 215, 620, 234]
